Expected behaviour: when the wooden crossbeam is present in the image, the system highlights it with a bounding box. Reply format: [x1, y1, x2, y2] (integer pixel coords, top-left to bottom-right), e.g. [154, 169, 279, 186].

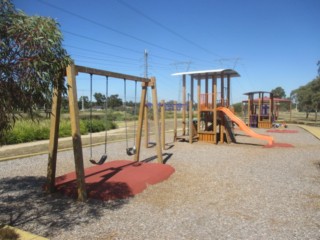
[75, 65, 149, 82]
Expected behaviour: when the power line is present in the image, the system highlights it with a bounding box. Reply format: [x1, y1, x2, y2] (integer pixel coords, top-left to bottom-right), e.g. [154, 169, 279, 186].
[64, 44, 142, 62]
[64, 29, 220, 69]
[38, 0, 204, 60]
[63, 30, 145, 54]
[70, 54, 141, 66]
[116, 0, 222, 58]
[38, 0, 230, 71]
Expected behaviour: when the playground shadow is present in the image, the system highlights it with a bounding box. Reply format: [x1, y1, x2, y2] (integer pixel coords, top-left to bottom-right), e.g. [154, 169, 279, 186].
[142, 153, 173, 164]
[146, 142, 174, 150]
[0, 176, 129, 238]
[147, 142, 157, 148]
[165, 143, 174, 150]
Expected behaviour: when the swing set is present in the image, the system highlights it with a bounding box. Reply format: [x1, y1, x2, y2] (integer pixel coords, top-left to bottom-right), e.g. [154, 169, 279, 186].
[46, 63, 163, 201]
[87, 75, 139, 164]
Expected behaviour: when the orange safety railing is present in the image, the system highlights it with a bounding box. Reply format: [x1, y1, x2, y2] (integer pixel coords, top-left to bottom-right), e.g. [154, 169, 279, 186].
[200, 93, 214, 110]
[200, 93, 230, 110]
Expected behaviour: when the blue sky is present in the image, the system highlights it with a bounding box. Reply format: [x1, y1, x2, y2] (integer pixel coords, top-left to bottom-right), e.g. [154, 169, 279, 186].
[13, 0, 320, 103]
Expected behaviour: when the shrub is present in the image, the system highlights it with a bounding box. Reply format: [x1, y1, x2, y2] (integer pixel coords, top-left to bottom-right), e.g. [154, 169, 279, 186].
[83, 118, 105, 133]
[1, 117, 116, 145]
[83, 118, 117, 133]
[1, 119, 50, 144]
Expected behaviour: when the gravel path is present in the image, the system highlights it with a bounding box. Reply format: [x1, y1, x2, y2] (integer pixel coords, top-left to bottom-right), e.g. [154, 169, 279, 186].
[1, 125, 320, 239]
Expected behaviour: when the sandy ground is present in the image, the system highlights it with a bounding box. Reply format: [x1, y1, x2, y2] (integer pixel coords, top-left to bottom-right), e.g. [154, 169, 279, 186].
[0, 124, 320, 239]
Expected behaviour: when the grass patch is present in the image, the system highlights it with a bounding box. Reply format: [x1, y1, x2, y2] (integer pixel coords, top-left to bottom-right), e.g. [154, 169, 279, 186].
[1, 115, 117, 145]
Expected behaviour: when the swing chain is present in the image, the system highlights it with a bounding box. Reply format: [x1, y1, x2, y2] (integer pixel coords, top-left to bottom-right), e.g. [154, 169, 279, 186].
[124, 79, 136, 156]
[89, 74, 108, 165]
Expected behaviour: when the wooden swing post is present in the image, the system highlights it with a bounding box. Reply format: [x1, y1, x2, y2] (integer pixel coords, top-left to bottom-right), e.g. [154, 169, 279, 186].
[46, 75, 62, 193]
[161, 100, 165, 150]
[66, 64, 87, 201]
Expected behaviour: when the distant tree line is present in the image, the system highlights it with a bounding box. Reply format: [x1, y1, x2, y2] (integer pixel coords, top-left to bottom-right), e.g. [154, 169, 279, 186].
[291, 76, 320, 120]
[78, 93, 137, 110]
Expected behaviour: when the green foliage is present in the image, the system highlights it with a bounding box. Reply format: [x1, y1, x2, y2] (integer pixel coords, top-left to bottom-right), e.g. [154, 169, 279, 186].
[0, 116, 117, 145]
[0, 0, 71, 141]
[58, 119, 88, 137]
[85, 118, 117, 133]
[232, 102, 243, 115]
[61, 95, 69, 110]
[271, 86, 286, 98]
[107, 94, 123, 109]
[108, 111, 125, 121]
[292, 76, 320, 119]
[78, 96, 90, 110]
[1, 119, 50, 144]
[83, 118, 105, 133]
[94, 92, 106, 107]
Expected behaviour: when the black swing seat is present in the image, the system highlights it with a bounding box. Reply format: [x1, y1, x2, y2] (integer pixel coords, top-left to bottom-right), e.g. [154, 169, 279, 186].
[126, 146, 136, 156]
[90, 154, 108, 165]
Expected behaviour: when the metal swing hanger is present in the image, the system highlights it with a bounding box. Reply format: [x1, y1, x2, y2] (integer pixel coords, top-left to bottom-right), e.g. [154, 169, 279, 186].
[124, 79, 137, 156]
[89, 75, 108, 165]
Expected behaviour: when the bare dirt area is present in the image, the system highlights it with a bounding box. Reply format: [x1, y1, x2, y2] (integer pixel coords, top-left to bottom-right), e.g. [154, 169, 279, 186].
[0, 124, 320, 239]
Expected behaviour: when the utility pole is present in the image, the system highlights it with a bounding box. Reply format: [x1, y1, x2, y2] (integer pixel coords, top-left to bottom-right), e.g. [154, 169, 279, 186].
[144, 49, 148, 78]
[144, 49, 149, 148]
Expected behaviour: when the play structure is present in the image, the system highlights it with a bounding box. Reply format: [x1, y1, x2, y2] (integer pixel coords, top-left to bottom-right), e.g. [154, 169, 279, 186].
[46, 63, 164, 201]
[172, 69, 274, 145]
[242, 91, 292, 128]
[243, 91, 275, 128]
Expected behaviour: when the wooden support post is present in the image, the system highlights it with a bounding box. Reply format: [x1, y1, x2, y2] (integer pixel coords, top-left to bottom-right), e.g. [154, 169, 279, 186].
[247, 98, 251, 126]
[182, 75, 186, 136]
[134, 81, 147, 162]
[227, 74, 231, 107]
[197, 78, 201, 133]
[221, 73, 225, 106]
[205, 74, 209, 107]
[66, 64, 87, 201]
[289, 101, 292, 122]
[212, 76, 217, 144]
[46, 76, 62, 193]
[161, 100, 165, 150]
[258, 95, 261, 126]
[205, 74, 209, 131]
[269, 95, 272, 124]
[173, 100, 177, 142]
[271, 93, 274, 123]
[144, 103, 149, 148]
[220, 73, 225, 143]
[150, 77, 163, 163]
[189, 75, 194, 144]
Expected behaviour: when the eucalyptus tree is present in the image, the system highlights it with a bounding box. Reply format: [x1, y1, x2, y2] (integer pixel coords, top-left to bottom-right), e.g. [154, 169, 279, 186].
[271, 86, 286, 98]
[0, 0, 71, 140]
[293, 76, 320, 120]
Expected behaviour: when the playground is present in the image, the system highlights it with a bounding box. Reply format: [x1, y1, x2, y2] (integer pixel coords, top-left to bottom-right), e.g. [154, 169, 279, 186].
[1, 124, 320, 239]
[1, 65, 320, 239]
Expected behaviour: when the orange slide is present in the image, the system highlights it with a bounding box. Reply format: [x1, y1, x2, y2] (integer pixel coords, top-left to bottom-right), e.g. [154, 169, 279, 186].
[217, 107, 274, 145]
